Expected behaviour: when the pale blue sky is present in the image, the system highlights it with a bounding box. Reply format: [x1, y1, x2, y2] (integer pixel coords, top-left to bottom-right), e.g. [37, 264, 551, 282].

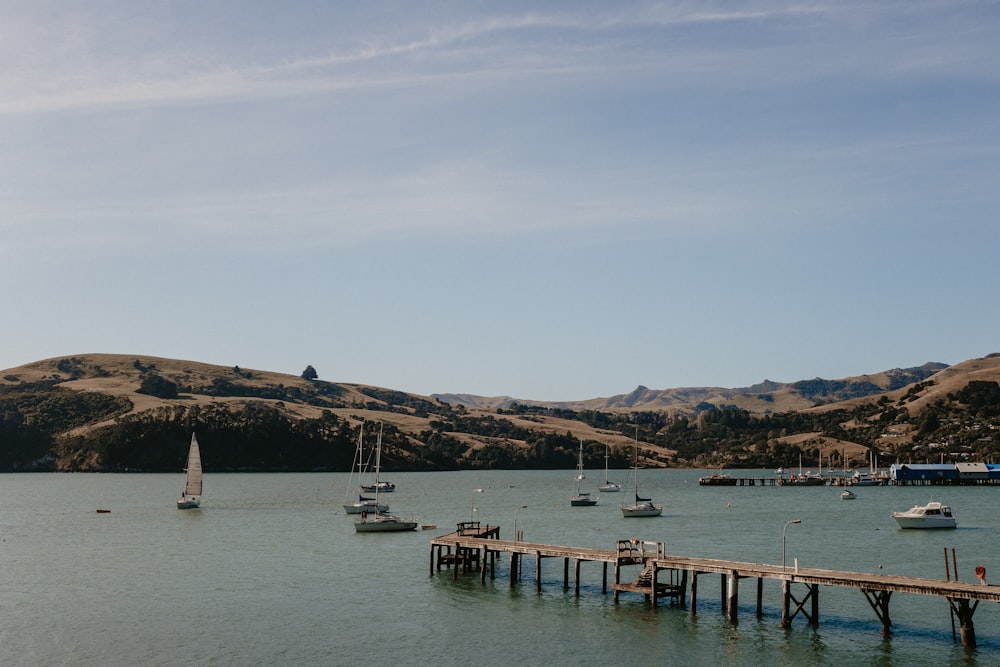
[2, 1, 998, 400]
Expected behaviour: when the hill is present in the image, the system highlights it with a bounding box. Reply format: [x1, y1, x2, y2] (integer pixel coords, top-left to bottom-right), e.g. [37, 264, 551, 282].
[2, 353, 999, 473]
[433, 362, 948, 412]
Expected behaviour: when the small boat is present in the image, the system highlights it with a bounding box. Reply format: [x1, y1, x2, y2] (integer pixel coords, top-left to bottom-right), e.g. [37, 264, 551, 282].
[570, 440, 597, 506]
[355, 425, 416, 533]
[598, 444, 621, 492]
[360, 480, 395, 493]
[891, 501, 957, 529]
[840, 489, 856, 500]
[95, 509, 111, 514]
[177, 432, 203, 509]
[621, 431, 662, 518]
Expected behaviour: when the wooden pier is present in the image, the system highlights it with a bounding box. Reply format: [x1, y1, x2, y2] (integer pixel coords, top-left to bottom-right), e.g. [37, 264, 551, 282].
[429, 523, 1000, 648]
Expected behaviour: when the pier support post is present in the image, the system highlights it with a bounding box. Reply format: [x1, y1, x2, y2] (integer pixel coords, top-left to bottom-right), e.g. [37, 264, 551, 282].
[510, 553, 519, 587]
[727, 571, 739, 626]
[810, 584, 819, 627]
[680, 569, 688, 608]
[948, 598, 979, 648]
[720, 574, 727, 615]
[536, 551, 542, 592]
[862, 589, 892, 636]
[613, 562, 621, 604]
[651, 566, 659, 608]
[564, 558, 570, 591]
[602, 562, 608, 594]
[756, 577, 763, 618]
[779, 579, 791, 628]
[690, 571, 699, 615]
[574, 559, 582, 596]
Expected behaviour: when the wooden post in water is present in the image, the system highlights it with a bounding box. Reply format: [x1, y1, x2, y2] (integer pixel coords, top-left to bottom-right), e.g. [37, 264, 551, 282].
[727, 571, 739, 626]
[535, 550, 542, 592]
[949, 598, 979, 648]
[509, 552, 518, 588]
[602, 562, 608, 594]
[574, 559, 582, 596]
[651, 565, 659, 608]
[756, 577, 764, 618]
[613, 561, 621, 604]
[720, 574, 727, 616]
[779, 579, 792, 628]
[563, 558, 570, 591]
[680, 569, 688, 608]
[690, 571, 699, 615]
[810, 584, 819, 627]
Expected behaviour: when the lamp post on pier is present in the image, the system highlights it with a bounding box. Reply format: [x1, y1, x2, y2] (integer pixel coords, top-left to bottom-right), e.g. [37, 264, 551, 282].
[513, 505, 528, 542]
[782, 519, 801, 571]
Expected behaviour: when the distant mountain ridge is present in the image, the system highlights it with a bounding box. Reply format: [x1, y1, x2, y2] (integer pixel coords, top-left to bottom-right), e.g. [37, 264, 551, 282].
[432, 362, 950, 413]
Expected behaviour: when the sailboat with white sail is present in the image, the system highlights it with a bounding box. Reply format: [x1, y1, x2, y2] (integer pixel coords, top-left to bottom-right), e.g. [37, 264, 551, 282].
[570, 440, 597, 507]
[598, 443, 621, 492]
[620, 433, 662, 517]
[177, 432, 203, 509]
[343, 423, 389, 515]
[355, 424, 417, 532]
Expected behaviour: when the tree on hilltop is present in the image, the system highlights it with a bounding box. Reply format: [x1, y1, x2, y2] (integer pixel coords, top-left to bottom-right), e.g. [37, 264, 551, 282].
[301, 365, 318, 381]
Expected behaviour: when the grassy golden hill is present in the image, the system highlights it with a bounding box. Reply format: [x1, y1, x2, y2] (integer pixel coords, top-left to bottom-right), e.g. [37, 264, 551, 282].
[3, 352, 998, 472]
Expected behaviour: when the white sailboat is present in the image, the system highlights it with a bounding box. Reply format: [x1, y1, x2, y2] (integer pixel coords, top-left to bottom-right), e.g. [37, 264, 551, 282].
[570, 440, 597, 507]
[620, 434, 662, 518]
[598, 443, 621, 492]
[355, 425, 417, 532]
[177, 432, 202, 509]
[343, 423, 389, 515]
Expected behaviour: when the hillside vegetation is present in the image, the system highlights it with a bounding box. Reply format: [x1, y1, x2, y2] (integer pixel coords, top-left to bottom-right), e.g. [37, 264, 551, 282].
[2, 353, 999, 473]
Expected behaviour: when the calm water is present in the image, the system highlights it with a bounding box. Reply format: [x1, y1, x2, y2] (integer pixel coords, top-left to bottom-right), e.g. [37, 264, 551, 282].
[2, 469, 999, 666]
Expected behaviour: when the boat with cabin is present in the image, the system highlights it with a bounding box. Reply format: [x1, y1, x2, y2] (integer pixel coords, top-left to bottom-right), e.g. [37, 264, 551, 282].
[891, 501, 957, 529]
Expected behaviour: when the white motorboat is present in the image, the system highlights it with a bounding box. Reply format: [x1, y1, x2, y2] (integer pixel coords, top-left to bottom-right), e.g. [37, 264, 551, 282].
[177, 432, 203, 509]
[840, 489, 856, 500]
[891, 501, 957, 529]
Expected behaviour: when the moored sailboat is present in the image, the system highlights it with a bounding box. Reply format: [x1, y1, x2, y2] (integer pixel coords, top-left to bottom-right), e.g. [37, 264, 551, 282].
[621, 434, 662, 518]
[355, 424, 416, 532]
[360, 427, 395, 492]
[343, 424, 389, 515]
[177, 432, 203, 509]
[598, 443, 621, 492]
[570, 440, 597, 507]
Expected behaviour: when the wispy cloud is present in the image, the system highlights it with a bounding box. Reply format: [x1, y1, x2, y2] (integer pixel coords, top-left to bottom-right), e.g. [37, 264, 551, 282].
[5, 2, 992, 116]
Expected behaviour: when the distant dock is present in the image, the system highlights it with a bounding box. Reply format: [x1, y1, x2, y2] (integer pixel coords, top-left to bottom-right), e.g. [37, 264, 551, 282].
[430, 522, 1000, 648]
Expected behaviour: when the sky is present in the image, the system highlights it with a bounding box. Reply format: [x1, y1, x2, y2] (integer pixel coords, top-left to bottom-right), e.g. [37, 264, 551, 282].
[2, 1, 999, 401]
